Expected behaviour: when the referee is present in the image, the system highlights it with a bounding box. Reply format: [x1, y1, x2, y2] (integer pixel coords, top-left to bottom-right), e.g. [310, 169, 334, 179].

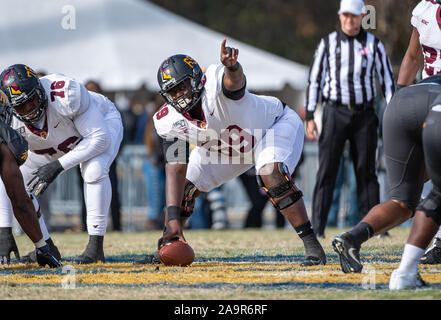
[305, 0, 395, 237]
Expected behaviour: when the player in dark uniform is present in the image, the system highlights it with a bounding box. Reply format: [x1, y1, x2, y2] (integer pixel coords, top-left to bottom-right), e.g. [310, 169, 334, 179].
[332, 75, 441, 280]
[0, 90, 60, 268]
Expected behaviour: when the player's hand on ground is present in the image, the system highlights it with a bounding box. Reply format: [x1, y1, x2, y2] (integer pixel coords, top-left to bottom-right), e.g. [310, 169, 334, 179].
[0, 231, 20, 264]
[27, 160, 64, 196]
[163, 220, 187, 244]
[306, 120, 319, 141]
[220, 39, 239, 68]
[36, 244, 62, 268]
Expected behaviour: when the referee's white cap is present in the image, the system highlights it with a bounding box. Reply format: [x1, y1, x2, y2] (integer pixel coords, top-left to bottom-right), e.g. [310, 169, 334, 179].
[338, 0, 365, 15]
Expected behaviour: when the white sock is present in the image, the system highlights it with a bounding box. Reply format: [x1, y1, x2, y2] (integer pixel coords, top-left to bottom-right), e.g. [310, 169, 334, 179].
[34, 238, 46, 249]
[0, 178, 13, 228]
[397, 244, 425, 275]
[0, 209, 12, 228]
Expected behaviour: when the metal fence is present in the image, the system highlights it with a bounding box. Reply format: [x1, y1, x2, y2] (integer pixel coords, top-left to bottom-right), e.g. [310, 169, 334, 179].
[49, 142, 368, 230]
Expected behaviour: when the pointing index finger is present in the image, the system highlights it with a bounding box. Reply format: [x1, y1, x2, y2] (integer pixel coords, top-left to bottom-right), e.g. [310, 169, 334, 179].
[221, 39, 227, 53]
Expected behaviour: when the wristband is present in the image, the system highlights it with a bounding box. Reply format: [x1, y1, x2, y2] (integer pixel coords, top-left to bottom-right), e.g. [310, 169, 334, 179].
[167, 206, 181, 222]
[227, 62, 240, 72]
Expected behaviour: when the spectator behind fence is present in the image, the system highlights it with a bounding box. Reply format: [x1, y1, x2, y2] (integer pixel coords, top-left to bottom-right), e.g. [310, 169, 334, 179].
[305, 0, 395, 238]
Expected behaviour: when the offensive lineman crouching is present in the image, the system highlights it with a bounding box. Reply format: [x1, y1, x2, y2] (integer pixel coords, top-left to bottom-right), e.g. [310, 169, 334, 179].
[0, 90, 60, 267]
[136, 39, 326, 266]
[0, 64, 123, 264]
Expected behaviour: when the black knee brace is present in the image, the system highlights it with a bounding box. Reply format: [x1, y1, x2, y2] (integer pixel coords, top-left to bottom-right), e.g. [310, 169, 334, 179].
[416, 189, 441, 225]
[180, 182, 199, 217]
[257, 163, 303, 211]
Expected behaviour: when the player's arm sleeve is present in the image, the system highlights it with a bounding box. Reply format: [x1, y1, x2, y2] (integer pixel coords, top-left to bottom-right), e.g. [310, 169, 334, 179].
[162, 136, 190, 163]
[375, 38, 395, 103]
[306, 37, 328, 120]
[57, 104, 111, 170]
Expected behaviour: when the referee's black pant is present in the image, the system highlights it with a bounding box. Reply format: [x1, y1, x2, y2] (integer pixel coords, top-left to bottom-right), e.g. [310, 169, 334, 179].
[311, 101, 380, 236]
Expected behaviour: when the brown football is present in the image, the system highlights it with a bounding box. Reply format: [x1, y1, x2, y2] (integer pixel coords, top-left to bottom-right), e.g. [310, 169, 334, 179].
[158, 241, 195, 266]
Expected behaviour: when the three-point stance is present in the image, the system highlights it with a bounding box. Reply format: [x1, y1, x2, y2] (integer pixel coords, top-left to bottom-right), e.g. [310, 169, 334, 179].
[0, 90, 60, 268]
[136, 40, 326, 266]
[0, 64, 123, 264]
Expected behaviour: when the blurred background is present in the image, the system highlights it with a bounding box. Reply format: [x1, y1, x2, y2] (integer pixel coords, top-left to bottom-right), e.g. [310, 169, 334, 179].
[0, 0, 419, 232]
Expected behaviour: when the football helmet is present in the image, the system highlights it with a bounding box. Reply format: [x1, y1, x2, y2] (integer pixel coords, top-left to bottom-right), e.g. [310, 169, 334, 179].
[0, 64, 48, 125]
[157, 54, 205, 113]
[0, 90, 12, 125]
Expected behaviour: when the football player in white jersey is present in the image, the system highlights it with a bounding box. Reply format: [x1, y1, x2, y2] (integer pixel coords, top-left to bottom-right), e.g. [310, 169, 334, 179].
[0, 64, 123, 264]
[396, 0, 441, 265]
[398, 0, 441, 86]
[136, 40, 326, 266]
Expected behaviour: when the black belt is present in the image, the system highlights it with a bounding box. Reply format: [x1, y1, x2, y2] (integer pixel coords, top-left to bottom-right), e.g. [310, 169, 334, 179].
[325, 99, 373, 111]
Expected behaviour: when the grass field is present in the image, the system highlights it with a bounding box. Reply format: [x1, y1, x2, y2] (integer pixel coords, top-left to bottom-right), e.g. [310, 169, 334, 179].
[1, 227, 441, 300]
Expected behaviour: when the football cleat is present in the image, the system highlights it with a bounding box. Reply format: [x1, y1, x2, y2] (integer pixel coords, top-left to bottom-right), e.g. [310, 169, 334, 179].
[300, 256, 325, 266]
[36, 244, 62, 268]
[389, 269, 427, 290]
[332, 232, 363, 273]
[73, 235, 105, 264]
[20, 238, 61, 264]
[134, 251, 161, 265]
[420, 238, 441, 264]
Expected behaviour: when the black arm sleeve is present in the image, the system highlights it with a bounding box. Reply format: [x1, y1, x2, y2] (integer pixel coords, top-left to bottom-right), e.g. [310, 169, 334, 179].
[162, 137, 190, 163]
[0, 122, 28, 166]
[221, 74, 247, 100]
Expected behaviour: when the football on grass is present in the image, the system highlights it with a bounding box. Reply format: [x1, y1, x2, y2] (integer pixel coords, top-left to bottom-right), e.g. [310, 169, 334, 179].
[159, 240, 195, 266]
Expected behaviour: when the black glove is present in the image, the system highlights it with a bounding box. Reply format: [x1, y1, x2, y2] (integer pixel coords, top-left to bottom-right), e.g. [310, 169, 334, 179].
[36, 244, 62, 268]
[0, 227, 20, 264]
[27, 160, 64, 196]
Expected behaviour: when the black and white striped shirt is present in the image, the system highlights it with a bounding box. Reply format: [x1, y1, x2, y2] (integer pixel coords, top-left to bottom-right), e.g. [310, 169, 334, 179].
[305, 29, 395, 120]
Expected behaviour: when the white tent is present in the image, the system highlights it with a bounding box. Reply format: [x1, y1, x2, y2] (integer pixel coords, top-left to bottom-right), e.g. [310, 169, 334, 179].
[0, 0, 309, 93]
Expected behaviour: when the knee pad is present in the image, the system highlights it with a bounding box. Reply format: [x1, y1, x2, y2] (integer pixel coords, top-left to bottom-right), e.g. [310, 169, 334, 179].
[257, 163, 303, 211]
[416, 188, 441, 225]
[180, 182, 200, 217]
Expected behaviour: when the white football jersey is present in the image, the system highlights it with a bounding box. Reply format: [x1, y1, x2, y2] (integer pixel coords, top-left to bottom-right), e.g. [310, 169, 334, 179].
[11, 73, 118, 165]
[154, 64, 284, 157]
[411, 0, 441, 78]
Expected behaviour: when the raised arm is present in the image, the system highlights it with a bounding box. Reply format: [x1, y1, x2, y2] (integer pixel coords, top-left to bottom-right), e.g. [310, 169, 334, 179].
[220, 39, 246, 92]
